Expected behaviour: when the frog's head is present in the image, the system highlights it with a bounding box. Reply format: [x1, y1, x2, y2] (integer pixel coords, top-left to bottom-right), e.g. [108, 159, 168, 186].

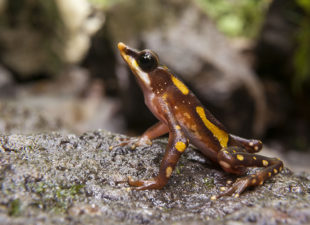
[118, 42, 160, 90]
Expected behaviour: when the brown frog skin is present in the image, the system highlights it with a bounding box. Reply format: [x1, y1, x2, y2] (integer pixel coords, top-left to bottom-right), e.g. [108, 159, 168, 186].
[116, 42, 283, 198]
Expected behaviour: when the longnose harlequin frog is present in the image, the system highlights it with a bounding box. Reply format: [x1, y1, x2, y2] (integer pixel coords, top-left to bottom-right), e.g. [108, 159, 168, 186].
[116, 42, 283, 198]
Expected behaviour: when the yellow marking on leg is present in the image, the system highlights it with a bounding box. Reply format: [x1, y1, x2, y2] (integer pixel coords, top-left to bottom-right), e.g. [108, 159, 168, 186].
[196, 106, 229, 148]
[237, 154, 244, 161]
[268, 172, 272, 177]
[175, 125, 181, 130]
[220, 187, 226, 191]
[253, 156, 257, 160]
[279, 166, 283, 172]
[223, 150, 229, 154]
[232, 150, 236, 153]
[262, 160, 269, 167]
[259, 180, 264, 185]
[211, 195, 217, 201]
[273, 169, 278, 174]
[166, 166, 173, 178]
[251, 179, 257, 184]
[175, 141, 187, 152]
[171, 75, 189, 95]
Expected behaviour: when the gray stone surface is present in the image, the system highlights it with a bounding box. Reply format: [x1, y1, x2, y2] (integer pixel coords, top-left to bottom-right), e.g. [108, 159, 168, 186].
[0, 130, 309, 224]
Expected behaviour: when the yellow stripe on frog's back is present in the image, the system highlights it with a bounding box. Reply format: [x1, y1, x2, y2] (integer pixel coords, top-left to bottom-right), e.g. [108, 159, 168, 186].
[196, 106, 228, 148]
[171, 75, 189, 95]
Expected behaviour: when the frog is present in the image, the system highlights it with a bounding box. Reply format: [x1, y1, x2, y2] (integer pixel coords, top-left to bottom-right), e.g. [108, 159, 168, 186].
[116, 42, 283, 198]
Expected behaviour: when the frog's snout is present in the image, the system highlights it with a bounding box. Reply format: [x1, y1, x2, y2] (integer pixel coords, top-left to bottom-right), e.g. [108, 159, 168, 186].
[118, 42, 127, 52]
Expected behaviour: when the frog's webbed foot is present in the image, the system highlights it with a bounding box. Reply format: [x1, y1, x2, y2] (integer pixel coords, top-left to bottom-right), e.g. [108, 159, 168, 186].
[127, 176, 165, 190]
[212, 146, 283, 200]
[214, 177, 251, 199]
[109, 136, 152, 150]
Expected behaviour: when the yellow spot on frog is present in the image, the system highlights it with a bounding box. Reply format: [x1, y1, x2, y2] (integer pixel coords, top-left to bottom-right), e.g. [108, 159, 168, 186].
[259, 180, 264, 185]
[166, 166, 173, 178]
[251, 179, 257, 184]
[195, 106, 228, 148]
[253, 156, 257, 160]
[175, 125, 181, 130]
[183, 112, 191, 119]
[237, 154, 244, 161]
[268, 172, 272, 177]
[273, 169, 278, 174]
[262, 160, 269, 167]
[162, 92, 168, 100]
[171, 75, 189, 95]
[279, 166, 283, 172]
[175, 141, 187, 152]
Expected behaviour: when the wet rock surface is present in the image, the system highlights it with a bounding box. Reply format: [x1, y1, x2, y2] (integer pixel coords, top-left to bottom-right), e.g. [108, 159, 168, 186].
[0, 130, 309, 225]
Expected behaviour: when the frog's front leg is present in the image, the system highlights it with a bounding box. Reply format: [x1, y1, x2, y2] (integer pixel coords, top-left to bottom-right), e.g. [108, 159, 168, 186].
[111, 121, 168, 149]
[128, 125, 188, 190]
[216, 147, 284, 198]
[138, 121, 169, 145]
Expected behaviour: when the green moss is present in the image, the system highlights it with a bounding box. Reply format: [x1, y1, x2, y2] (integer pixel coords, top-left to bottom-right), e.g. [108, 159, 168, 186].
[175, 164, 184, 174]
[28, 181, 85, 212]
[8, 199, 21, 217]
[203, 177, 214, 188]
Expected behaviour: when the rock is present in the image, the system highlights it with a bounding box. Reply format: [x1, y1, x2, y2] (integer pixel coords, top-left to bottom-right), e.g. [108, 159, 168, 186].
[0, 130, 309, 224]
[0, 67, 124, 135]
[105, 0, 267, 136]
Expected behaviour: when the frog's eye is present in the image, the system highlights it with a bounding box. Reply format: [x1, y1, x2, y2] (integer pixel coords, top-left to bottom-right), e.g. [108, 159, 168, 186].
[137, 51, 159, 72]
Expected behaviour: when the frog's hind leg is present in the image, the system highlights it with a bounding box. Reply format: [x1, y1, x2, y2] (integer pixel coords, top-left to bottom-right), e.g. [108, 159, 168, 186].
[229, 134, 263, 153]
[216, 146, 283, 198]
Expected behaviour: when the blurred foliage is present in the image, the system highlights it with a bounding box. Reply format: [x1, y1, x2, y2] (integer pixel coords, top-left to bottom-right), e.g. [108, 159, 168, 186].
[293, 0, 310, 91]
[87, 0, 270, 38]
[195, 0, 270, 38]
[0, 0, 62, 34]
[88, 0, 123, 9]
[0, 0, 65, 76]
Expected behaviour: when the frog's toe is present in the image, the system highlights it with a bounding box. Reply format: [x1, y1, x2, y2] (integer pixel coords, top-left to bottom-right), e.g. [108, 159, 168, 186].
[127, 176, 165, 190]
[110, 137, 152, 150]
[216, 177, 250, 198]
[109, 137, 138, 150]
